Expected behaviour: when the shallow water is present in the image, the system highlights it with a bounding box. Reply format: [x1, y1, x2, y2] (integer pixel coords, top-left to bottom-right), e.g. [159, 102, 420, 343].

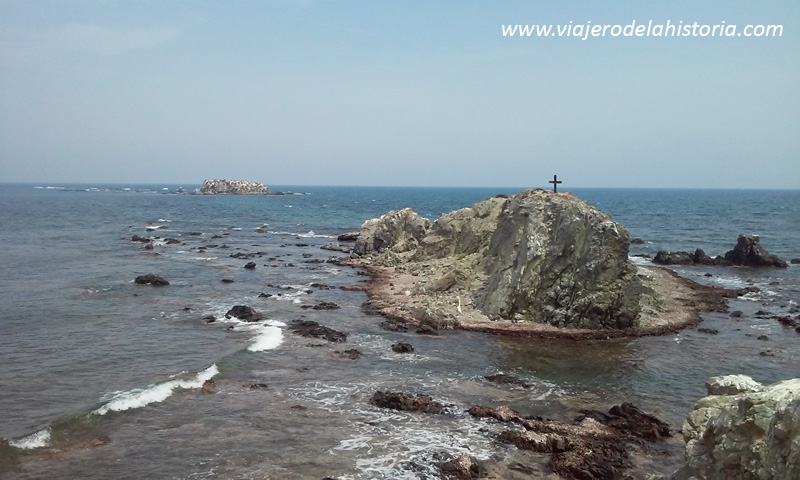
[1, 184, 798, 478]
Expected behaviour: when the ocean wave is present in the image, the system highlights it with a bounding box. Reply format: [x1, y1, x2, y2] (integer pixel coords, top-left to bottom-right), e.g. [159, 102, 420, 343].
[8, 427, 51, 450]
[271, 230, 337, 239]
[93, 364, 219, 415]
[210, 312, 286, 352]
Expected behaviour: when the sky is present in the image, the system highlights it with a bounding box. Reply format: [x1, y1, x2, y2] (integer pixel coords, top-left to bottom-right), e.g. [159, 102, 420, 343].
[0, 1, 798, 188]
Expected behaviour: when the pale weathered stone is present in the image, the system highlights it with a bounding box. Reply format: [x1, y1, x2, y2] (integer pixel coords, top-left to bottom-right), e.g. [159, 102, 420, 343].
[195, 179, 270, 195]
[676, 376, 800, 480]
[353, 208, 431, 256]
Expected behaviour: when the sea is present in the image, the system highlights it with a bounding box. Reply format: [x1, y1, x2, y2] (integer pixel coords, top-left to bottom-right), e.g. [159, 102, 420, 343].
[0, 184, 798, 479]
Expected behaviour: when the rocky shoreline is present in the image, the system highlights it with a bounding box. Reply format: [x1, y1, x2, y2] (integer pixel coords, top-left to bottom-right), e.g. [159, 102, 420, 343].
[342, 260, 758, 339]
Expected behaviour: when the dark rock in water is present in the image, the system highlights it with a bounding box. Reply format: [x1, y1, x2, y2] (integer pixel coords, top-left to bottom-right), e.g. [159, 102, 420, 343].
[201, 379, 217, 394]
[312, 301, 340, 310]
[755, 310, 771, 317]
[380, 319, 410, 332]
[759, 350, 775, 357]
[757, 335, 769, 341]
[244, 261, 256, 269]
[730, 311, 743, 317]
[258, 292, 272, 298]
[131, 235, 151, 243]
[698, 328, 719, 335]
[310, 283, 336, 290]
[134, 274, 169, 286]
[144, 243, 154, 250]
[630, 238, 645, 245]
[440, 453, 486, 480]
[416, 324, 439, 335]
[776, 316, 798, 328]
[164, 238, 181, 245]
[221, 278, 234, 283]
[337, 349, 362, 359]
[369, 391, 444, 414]
[337, 232, 360, 241]
[653, 249, 730, 266]
[484, 373, 531, 388]
[791, 258, 800, 264]
[321, 243, 352, 253]
[225, 305, 262, 322]
[704, 273, 713, 277]
[391, 342, 414, 353]
[724, 234, 788, 268]
[249, 383, 268, 389]
[290, 320, 347, 342]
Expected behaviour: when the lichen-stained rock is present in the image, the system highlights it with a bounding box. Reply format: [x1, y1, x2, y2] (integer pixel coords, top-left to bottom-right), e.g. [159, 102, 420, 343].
[474, 189, 644, 329]
[414, 197, 507, 260]
[676, 376, 800, 480]
[195, 179, 270, 195]
[353, 208, 431, 256]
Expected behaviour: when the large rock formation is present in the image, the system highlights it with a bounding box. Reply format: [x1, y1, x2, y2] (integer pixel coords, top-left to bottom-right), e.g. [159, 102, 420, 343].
[353, 189, 663, 331]
[724, 234, 788, 268]
[674, 375, 799, 479]
[195, 179, 270, 195]
[474, 190, 643, 328]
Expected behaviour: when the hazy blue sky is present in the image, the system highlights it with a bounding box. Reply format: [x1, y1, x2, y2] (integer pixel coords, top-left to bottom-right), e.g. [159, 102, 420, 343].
[1, 1, 798, 188]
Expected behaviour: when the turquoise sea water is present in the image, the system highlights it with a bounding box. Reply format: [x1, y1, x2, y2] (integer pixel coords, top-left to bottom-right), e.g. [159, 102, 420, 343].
[0, 184, 798, 478]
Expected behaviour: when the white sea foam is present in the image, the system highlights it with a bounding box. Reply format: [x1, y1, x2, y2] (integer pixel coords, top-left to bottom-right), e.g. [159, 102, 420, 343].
[247, 323, 284, 352]
[9, 427, 51, 450]
[93, 364, 219, 415]
[271, 230, 337, 239]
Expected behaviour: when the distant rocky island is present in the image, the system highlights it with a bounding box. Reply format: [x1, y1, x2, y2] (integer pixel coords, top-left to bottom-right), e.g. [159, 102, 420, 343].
[194, 179, 270, 195]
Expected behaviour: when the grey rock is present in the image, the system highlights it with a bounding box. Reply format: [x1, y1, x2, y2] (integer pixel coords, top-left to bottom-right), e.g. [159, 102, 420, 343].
[474, 190, 643, 329]
[353, 208, 431, 256]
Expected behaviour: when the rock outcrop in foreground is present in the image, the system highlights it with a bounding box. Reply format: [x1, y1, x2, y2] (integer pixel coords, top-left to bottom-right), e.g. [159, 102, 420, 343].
[195, 179, 270, 195]
[674, 375, 799, 480]
[350, 189, 670, 332]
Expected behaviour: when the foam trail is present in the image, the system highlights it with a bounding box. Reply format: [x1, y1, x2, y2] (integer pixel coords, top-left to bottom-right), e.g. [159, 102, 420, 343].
[9, 428, 51, 450]
[93, 364, 219, 415]
[248, 325, 284, 351]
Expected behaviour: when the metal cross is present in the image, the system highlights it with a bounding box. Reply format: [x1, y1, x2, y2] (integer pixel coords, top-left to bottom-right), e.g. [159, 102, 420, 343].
[549, 175, 562, 192]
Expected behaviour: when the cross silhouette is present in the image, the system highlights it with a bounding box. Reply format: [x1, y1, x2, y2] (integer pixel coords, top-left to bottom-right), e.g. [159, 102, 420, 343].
[549, 175, 562, 193]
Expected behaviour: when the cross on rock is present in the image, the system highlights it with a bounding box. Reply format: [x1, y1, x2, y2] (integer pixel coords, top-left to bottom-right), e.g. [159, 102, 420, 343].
[549, 175, 562, 193]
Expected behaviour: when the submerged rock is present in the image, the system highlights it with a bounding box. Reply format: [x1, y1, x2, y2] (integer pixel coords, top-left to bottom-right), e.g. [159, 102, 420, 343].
[321, 243, 352, 253]
[290, 320, 347, 342]
[440, 453, 486, 480]
[724, 234, 788, 268]
[134, 274, 169, 286]
[244, 261, 256, 269]
[391, 342, 414, 353]
[483, 374, 531, 388]
[195, 179, 270, 195]
[201, 379, 217, 394]
[312, 301, 341, 310]
[225, 305, 262, 322]
[676, 375, 800, 479]
[369, 391, 444, 413]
